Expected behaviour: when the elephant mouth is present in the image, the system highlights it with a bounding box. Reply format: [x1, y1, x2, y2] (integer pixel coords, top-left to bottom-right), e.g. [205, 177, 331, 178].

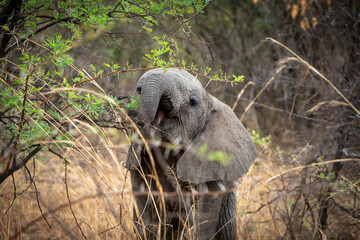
[153, 95, 176, 127]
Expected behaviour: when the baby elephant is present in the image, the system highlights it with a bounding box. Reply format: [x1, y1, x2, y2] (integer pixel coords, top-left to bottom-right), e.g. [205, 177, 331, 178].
[125, 68, 257, 239]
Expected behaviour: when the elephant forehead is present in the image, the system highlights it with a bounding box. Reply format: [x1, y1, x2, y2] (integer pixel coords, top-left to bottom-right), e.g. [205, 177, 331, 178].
[139, 68, 204, 91]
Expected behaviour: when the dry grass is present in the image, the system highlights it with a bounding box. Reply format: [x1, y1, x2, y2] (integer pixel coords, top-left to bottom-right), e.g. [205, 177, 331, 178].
[1, 127, 359, 239]
[237, 146, 360, 240]
[0, 128, 134, 239]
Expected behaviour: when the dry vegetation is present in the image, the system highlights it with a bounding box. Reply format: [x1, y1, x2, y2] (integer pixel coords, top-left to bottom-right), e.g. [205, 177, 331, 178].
[1, 127, 134, 239]
[1, 0, 360, 239]
[1, 101, 359, 239]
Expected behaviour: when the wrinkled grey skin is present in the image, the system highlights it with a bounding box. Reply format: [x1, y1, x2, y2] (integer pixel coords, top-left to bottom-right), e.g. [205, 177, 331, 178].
[126, 68, 257, 240]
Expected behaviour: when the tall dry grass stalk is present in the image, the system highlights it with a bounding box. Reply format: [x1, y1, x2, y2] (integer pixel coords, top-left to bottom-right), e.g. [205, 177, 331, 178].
[1, 121, 359, 239]
[1, 42, 359, 239]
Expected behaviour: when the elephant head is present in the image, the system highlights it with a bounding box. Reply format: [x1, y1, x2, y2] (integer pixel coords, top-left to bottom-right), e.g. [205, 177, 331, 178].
[126, 68, 257, 184]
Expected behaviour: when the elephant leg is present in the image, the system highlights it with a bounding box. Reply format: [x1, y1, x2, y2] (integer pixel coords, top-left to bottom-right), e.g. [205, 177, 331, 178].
[215, 191, 237, 240]
[192, 182, 228, 240]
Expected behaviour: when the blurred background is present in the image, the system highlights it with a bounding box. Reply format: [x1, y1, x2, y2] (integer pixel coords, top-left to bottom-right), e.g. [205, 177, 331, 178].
[0, 0, 359, 239]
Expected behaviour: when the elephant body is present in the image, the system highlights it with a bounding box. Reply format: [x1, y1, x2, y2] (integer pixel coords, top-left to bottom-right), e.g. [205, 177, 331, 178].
[126, 68, 257, 239]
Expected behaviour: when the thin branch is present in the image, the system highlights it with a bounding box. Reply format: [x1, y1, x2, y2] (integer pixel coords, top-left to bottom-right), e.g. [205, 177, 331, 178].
[0, 0, 22, 56]
[168, 0, 214, 37]
[5, 67, 36, 174]
[98, 222, 134, 238]
[240, 65, 286, 122]
[233, 95, 331, 123]
[0, 144, 42, 184]
[266, 158, 360, 183]
[19, 164, 33, 195]
[332, 198, 360, 220]
[267, 37, 360, 115]
[245, 196, 280, 214]
[65, 162, 87, 239]
[107, 1, 122, 17]
[342, 149, 360, 158]
[79, 118, 128, 130]
[30, 160, 52, 229]
[98, 169, 135, 238]
[13, 192, 106, 238]
[232, 81, 255, 111]
[1, 17, 74, 57]
[4, 173, 16, 214]
[48, 148, 64, 159]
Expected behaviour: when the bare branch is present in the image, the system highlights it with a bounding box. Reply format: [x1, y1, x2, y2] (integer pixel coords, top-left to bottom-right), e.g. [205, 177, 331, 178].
[27, 162, 52, 228]
[0, 144, 42, 184]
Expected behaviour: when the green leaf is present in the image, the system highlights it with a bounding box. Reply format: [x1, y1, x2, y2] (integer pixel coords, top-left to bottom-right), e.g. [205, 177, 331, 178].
[125, 95, 140, 109]
[208, 151, 233, 166]
[142, 26, 153, 34]
[199, 144, 208, 157]
[232, 74, 245, 83]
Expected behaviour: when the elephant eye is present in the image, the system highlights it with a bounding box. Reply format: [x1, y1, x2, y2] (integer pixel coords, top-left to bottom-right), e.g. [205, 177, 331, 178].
[189, 95, 199, 106]
[136, 85, 142, 94]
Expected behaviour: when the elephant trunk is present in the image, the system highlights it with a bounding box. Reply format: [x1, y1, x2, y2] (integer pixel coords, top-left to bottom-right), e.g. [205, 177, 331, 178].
[138, 76, 164, 123]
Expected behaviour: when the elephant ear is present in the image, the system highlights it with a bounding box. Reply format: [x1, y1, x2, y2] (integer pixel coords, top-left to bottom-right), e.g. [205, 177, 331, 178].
[176, 96, 257, 184]
[125, 142, 143, 171]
